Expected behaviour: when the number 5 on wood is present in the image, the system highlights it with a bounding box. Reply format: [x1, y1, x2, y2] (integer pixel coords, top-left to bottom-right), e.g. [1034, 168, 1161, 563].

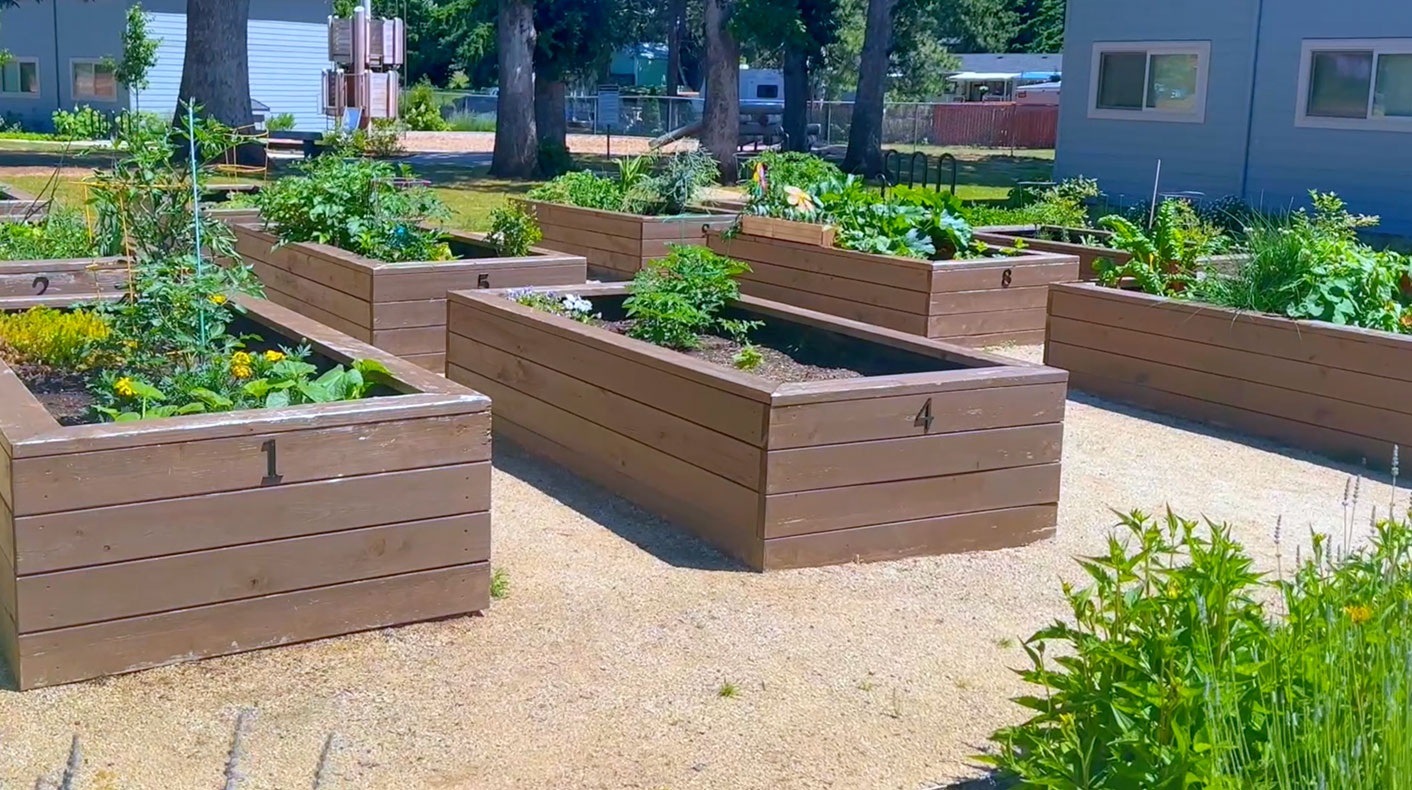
[260, 439, 283, 486]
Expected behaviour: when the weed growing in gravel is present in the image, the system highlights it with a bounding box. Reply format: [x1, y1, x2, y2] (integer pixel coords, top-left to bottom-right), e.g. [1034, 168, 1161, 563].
[490, 568, 510, 600]
[717, 681, 740, 699]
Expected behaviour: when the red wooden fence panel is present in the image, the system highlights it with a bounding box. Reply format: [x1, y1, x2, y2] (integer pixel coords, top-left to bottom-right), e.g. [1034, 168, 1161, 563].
[929, 103, 1057, 148]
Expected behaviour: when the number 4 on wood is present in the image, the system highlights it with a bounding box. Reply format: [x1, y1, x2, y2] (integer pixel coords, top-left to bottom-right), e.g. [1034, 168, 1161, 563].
[913, 398, 934, 432]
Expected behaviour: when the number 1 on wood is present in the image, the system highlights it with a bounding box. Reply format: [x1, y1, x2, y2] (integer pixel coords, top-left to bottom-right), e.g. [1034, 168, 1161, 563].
[260, 439, 283, 486]
[914, 398, 934, 432]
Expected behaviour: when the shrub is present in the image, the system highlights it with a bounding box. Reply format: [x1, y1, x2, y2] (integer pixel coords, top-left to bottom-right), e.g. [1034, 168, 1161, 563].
[402, 80, 449, 132]
[485, 204, 541, 257]
[527, 151, 719, 216]
[623, 245, 757, 349]
[0, 307, 110, 369]
[527, 169, 623, 211]
[966, 176, 1099, 229]
[359, 119, 406, 157]
[446, 111, 496, 132]
[52, 105, 112, 140]
[747, 151, 843, 190]
[256, 156, 451, 263]
[1095, 198, 1229, 295]
[265, 113, 296, 132]
[0, 206, 99, 260]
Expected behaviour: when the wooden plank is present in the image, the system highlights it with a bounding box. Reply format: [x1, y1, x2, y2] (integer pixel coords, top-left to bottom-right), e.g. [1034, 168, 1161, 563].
[14, 562, 489, 690]
[371, 325, 446, 356]
[522, 200, 647, 240]
[450, 335, 764, 489]
[762, 504, 1057, 569]
[738, 279, 930, 335]
[0, 258, 129, 299]
[928, 308, 1047, 339]
[1048, 315, 1412, 416]
[944, 328, 1047, 348]
[1047, 340, 1412, 447]
[929, 285, 1050, 315]
[931, 260, 1078, 292]
[710, 233, 932, 292]
[0, 608, 16, 687]
[769, 382, 1067, 448]
[0, 364, 58, 456]
[763, 462, 1061, 537]
[258, 283, 373, 343]
[232, 225, 372, 299]
[18, 512, 490, 631]
[493, 417, 764, 570]
[12, 411, 490, 515]
[740, 215, 836, 247]
[0, 428, 11, 513]
[404, 352, 446, 372]
[532, 223, 643, 256]
[730, 250, 932, 315]
[640, 214, 734, 240]
[1048, 283, 1412, 382]
[372, 259, 586, 302]
[15, 462, 489, 574]
[1065, 368, 1395, 467]
[765, 423, 1062, 493]
[374, 298, 447, 330]
[250, 261, 372, 329]
[0, 501, 14, 624]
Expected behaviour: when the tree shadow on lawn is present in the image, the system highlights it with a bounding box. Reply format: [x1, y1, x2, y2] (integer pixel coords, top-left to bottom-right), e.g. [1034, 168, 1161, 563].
[1070, 391, 1412, 483]
[492, 440, 749, 573]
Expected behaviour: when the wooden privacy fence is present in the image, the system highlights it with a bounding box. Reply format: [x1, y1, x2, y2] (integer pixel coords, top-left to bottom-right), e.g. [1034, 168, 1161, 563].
[930, 103, 1057, 149]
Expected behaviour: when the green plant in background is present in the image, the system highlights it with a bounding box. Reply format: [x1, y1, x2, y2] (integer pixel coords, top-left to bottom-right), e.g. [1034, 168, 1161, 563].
[111, 3, 160, 111]
[446, 111, 497, 132]
[537, 140, 574, 178]
[0, 206, 101, 260]
[52, 105, 112, 140]
[624, 245, 759, 350]
[1094, 199, 1226, 295]
[965, 176, 1099, 230]
[485, 204, 541, 256]
[749, 151, 844, 191]
[402, 79, 450, 131]
[360, 119, 407, 157]
[507, 288, 598, 323]
[527, 169, 623, 211]
[527, 151, 719, 216]
[0, 307, 110, 370]
[265, 113, 296, 132]
[256, 155, 452, 263]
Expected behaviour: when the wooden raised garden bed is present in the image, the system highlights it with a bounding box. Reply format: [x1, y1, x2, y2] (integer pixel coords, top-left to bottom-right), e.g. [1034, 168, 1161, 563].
[232, 223, 587, 371]
[0, 256, 130, 309]
[519, 199, 735, 280]
[0, 182, 42, 222]
[706, 226, 1080, 347]
[1046, 282, 1411, 466]
[446, 284, 1067, 570]
[974, 225, 1130, 281]
[0, 294, 492, 689]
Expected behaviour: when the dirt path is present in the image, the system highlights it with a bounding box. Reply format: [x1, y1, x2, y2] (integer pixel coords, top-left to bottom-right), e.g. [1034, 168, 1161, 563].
[0, 345, 1398, 789]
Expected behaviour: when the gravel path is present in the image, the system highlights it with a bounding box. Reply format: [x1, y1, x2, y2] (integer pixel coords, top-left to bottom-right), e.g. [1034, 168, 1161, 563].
[0, 344, 1400, 789]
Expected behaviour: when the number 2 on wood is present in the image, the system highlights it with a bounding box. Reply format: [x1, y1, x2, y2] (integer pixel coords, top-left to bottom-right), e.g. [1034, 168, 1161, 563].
[31, 275, 49, 295]
[260, 439, 284, 486]
[913, 398, 934, 432]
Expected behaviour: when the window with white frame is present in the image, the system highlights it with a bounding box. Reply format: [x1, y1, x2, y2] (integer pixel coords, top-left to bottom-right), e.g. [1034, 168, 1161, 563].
[1088, 42, 1211, 122]
[0, 58, 39, 97]
[1298, 39, 1412, 130]
[71, 60, 116, 101]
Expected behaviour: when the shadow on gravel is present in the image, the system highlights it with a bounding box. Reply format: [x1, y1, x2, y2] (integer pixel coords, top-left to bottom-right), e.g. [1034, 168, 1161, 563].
[492, 440, 748, 573]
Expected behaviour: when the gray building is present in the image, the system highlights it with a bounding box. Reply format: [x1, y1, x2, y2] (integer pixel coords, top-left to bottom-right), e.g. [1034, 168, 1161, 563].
[0, 0, 333, 131]
[1054, 0, 1412, 235]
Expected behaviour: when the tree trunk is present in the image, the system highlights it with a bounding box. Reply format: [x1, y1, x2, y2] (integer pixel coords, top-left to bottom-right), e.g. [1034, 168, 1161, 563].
[490, 0, 537, 178]
[843, 0, 894, 176]
[701, 0, 739, 182]
[534, 74, 567, 147]
[177, 0, 254, 132]
[665, 0, 687, 96]
[782, 41, 809, 152]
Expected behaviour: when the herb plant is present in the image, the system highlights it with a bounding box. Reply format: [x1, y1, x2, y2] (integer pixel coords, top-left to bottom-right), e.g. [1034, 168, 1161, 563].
[256, 155, 452, 263]
[0, 206, 105, 260]
[527, 150, 719, 216]
[624, 245, 759, 350]
[486, 204, 542, 257]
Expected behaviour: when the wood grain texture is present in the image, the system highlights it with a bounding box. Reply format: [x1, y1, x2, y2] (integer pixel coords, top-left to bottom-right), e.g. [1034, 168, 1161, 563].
[18, 513, 490, 631]
[522, 199, 733, 276]
[14, 562, 490, 690]
[975, 226, 1127, 281]
[1046, 283, 1410, 467]
[0, 257, 130, 301]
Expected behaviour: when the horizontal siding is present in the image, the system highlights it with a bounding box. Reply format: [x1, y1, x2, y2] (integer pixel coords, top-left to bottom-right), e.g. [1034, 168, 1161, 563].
[1054, 0, 1260, 204]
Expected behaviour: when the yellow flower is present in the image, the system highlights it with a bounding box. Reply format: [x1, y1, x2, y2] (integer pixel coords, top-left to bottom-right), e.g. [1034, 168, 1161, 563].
[1345, 604, 1373, 625]
[114, 376, 137, 397]
[123, 339, 138, 349]
[263, 350, 285, 363]
[1401, 313, 1412, 329]
[230, 351, 253, 366]
[784, 185, 816, 214]
[208, 293, 227, 305]
[231, 364, 253, 380]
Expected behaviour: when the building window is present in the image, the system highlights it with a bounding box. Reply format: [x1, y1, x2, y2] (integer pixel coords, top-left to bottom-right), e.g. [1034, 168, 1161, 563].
[1088, 41, 1210, 123]
[755, 84, 779, 99]
[71, 60, 117, 101]
[1299, 40, 1412, 130]
[1, 58, 39, 97]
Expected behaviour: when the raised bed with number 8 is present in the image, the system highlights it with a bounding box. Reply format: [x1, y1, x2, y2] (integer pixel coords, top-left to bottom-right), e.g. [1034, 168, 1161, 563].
[0, 295, 493, 689]
[446, 283, 1067, 570]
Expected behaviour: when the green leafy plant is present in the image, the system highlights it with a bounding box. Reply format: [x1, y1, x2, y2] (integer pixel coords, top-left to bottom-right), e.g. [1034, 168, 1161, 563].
[402, 79, 449, 131]
[527, 170, 623, 211]
[508, 289, 597, 323]
[968, 176, 1100, 230]
[265, 113, 296, 132]
[747, 151, 843, 191]
[527, 151, 719, 216]
[52, 105, 112, 140]
[731, 343, 763, 371]
[112, 3, 160, 105]
[359, 119, 407, 157]
[0, 206, 101, 260]
[1094, 199, 1227, 295]
[256, 155, 452, 263]
[624, 245, 759, 350]
[0, 306, 110, 369]
[485, 204, 542, 257]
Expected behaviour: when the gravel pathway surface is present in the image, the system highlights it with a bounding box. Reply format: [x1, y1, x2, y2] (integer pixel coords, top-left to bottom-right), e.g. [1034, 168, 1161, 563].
[0, 345, 1400, 789]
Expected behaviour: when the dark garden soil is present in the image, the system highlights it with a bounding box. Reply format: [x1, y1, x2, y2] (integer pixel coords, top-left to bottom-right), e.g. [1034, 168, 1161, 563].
[603, 320, 864, 383]
[10, 363, 95, 425]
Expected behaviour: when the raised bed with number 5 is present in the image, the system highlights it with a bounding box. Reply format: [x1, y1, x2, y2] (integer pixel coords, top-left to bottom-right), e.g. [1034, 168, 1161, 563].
[1, 295, 492, 689]
[446, 283, 1067, 570]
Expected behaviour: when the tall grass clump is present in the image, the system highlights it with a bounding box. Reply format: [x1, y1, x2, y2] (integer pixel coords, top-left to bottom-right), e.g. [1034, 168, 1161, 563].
[985, 505, 1412, 789]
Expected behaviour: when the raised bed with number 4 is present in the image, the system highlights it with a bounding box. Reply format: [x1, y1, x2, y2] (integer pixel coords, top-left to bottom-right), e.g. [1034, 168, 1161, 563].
[446, 283, 1067, 570]
[1, 295, 492, 689]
